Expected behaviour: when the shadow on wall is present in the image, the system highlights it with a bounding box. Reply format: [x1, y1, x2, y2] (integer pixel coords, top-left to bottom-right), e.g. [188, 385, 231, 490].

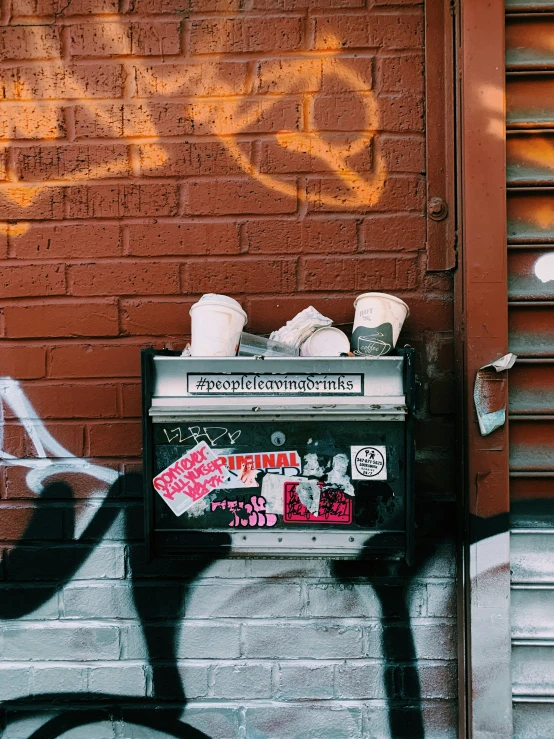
[0, 470, 454, 739]
[0, 473, 229, 739]
[333, 537, 442, 739]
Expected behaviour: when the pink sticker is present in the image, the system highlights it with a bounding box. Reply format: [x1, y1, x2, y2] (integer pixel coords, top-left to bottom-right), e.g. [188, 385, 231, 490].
[153, 441, 229, 517]
[211, 495, 277, 528]
[283, 482, 352, 524]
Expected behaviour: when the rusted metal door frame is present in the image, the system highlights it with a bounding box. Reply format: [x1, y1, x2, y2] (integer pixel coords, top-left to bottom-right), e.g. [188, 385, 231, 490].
[456, 0, 512, 736]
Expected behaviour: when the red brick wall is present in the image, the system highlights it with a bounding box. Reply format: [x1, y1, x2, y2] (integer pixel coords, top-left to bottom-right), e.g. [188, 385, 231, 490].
[0, 2, 457, 733]
[0, 0, 453, 538]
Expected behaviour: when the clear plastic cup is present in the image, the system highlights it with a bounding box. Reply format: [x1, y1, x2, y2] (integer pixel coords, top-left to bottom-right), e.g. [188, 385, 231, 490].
[238, 332, 299, 357]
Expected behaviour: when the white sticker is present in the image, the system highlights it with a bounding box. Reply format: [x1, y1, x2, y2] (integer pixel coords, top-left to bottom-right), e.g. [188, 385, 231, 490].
[326, 453, 355, 496]
[260, 473, 307, 515]
[296, 480, 322, 516]
[350, 446, 387, 481]
[153, 441, 230, 517]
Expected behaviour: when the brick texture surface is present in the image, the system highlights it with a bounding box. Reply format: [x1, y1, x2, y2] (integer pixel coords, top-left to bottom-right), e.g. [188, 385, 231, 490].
[0, 2, 456, 738]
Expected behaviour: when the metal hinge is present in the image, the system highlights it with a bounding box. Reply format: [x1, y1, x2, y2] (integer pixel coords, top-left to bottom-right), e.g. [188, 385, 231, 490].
[452, 231, 459, 270]
[449, 0, 457, 16]
[425, 230, 458, 273]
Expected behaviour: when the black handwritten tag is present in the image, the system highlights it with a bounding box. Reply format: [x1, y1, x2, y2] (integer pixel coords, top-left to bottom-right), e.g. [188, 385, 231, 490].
[283, 482, 352, 524]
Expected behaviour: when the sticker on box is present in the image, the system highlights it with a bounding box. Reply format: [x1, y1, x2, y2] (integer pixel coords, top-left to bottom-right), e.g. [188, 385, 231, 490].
[350, 446, 387, 481]
[211, 495, 277, 528]
[261, 473, 307, 515]
[216, 450, 301, 489]
[153, 441, 229, 516]
[284, 481, 352, 524]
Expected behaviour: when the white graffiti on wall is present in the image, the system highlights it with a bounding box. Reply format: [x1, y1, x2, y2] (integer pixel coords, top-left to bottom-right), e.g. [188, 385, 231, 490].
[0, 377, 119, 528]
[163, 425, 241, 445]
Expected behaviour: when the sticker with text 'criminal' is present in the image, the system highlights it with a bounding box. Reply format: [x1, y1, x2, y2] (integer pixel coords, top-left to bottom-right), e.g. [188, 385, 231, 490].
[153, 441, 229, 516]
[350, 446, 387, 481]
[216, 450, 301, 488]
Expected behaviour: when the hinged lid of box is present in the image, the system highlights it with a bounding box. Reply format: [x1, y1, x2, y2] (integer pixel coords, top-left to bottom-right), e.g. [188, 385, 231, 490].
[149, 356, 407, 421]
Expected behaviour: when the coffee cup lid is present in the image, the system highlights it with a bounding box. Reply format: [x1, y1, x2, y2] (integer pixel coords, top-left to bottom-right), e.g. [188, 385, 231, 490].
[190, 293, 247, 321]
[306, 326, 350, 356]
[353, 292, 410, 318]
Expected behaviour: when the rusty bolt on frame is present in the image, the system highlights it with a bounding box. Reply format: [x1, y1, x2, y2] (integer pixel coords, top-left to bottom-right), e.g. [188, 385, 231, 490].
[428, 197, 449, 221]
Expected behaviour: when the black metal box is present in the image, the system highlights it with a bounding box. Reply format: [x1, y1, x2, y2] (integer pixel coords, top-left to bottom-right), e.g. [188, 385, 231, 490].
[142, 349, 415, 561]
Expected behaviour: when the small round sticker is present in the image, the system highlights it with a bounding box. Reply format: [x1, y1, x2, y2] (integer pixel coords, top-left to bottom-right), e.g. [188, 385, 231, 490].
[354, 447, 385, 478]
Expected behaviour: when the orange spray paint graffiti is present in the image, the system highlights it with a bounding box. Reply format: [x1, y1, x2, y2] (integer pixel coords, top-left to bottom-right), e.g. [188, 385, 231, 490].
[0, 21, 387, 232]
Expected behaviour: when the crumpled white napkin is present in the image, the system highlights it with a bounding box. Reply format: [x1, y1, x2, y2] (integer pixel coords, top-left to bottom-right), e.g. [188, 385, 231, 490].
[269, 306, 332, 348]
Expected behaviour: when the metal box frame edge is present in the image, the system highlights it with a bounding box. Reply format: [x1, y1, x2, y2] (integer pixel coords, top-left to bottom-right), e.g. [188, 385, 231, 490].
[141, 347, 416, 563]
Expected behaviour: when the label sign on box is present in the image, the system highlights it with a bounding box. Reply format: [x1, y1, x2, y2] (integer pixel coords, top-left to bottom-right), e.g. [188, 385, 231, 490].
[350, 446, 387, 480]
[187, 373, 363, 396]
[153, 441, 229, 516]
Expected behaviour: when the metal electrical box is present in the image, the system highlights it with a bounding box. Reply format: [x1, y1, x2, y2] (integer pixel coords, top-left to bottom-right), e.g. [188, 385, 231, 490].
[142, 348, 415, 561]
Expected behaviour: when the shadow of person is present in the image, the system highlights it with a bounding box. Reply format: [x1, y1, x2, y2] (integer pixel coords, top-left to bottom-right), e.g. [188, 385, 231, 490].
[127, 544, 229, 710]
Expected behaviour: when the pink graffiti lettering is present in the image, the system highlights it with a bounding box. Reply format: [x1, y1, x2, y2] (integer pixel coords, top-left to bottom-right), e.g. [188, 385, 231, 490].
[153, 443, 218, 498]
[211, 495, 277, 528]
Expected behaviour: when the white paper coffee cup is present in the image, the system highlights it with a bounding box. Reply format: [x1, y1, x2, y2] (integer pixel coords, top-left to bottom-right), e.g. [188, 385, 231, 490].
[300, 327, 350, 357]
[351, 293, 409, 357]
[189, 294, 247, 357]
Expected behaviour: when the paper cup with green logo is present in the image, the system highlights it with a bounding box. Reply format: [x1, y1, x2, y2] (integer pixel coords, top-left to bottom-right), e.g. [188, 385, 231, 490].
[189, 294, 247, 357]
[351, 293, 409, 357]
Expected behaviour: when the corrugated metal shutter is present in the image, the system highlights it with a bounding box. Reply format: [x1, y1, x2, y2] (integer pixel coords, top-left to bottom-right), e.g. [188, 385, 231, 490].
[507, 2, 554, 735]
